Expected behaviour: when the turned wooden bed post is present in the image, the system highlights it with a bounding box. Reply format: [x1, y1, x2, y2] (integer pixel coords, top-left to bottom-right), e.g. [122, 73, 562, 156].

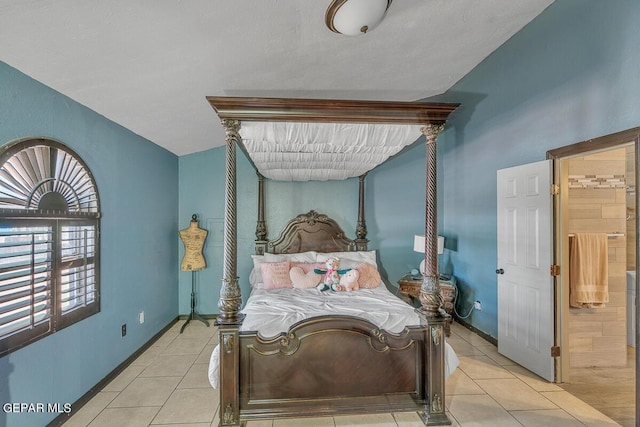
[355, 173, 368, 251]
[255, 172, 268, 255]
[216, 118, 244, 427]
[418, 123, 451, 426]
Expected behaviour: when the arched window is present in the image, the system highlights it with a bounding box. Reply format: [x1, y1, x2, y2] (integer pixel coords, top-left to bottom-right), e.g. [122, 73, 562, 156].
[0, 138, 101, 356]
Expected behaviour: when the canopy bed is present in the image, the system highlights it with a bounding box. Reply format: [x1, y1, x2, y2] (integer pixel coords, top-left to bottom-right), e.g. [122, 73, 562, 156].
[206, 96, 459, 426]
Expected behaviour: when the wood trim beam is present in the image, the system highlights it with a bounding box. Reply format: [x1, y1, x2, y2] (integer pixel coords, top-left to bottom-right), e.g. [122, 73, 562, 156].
[207, 96, 459, 125]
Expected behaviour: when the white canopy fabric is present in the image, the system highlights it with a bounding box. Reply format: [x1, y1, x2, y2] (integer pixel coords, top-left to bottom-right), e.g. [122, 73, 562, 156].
[239, 121, 423, 181]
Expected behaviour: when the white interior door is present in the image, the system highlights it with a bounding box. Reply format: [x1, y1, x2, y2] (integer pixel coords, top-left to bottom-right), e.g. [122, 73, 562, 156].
[497, 159, 554, 382]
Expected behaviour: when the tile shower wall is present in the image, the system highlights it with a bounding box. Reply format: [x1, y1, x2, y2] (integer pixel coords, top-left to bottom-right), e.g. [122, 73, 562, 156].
[567, 148, 627, 368]
[625, 146, 636, 272]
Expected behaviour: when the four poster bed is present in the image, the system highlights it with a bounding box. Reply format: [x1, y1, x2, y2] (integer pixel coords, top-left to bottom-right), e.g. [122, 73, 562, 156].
[206, 97, 459, 426]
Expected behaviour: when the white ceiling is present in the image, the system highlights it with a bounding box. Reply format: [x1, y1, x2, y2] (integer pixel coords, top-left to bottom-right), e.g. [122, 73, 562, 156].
[0, 0, 554, 156]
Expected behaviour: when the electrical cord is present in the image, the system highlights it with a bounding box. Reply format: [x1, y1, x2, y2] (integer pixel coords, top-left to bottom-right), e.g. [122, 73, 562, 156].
[452, 286, 476, 319]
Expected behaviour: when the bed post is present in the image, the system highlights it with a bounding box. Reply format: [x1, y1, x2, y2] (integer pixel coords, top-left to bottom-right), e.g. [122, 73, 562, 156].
[216, 118, 244, 427]
[255, 172, 268, 255]
[418, 123, 451, 426]
[355, 173, 368, 251]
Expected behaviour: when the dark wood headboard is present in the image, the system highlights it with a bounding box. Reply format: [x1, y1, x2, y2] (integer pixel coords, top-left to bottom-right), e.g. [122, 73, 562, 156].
[262, 210, 361, 255]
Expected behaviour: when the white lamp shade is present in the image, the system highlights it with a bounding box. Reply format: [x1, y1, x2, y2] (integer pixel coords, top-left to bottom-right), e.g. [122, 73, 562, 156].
[415, 235, 444, 275]
[326, 0, 391, 36]
[414, 235, 444, 255]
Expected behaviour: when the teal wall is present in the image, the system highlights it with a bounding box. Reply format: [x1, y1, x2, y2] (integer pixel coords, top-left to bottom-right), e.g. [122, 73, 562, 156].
[430, 0, 640, 337]
[0, 62, 179, 427]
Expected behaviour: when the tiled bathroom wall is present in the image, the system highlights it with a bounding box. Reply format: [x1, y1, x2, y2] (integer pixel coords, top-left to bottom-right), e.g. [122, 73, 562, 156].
[567, 148, 627, 368]
[625, 146, 636, 271]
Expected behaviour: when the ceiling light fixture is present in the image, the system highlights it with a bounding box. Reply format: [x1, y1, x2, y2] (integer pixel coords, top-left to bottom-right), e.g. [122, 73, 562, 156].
[325, 0, 393, 36]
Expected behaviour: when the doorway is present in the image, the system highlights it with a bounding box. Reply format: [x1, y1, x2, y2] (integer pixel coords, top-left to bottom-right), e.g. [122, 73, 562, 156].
[548, 128, 639, 426]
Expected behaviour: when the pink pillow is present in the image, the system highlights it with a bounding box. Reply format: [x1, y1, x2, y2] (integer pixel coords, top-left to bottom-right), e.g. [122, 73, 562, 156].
[289, 266, 322, 289]
[355, 263, 381, 289]
[259, 261, 292, 289]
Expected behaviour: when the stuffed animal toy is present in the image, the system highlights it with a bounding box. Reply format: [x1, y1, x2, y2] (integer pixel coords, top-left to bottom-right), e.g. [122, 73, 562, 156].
[315, 257, 349, 291]
[338, 269, 360, 292]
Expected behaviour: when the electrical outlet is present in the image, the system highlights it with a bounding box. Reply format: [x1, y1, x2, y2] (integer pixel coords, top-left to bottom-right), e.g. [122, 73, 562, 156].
[474, 301, 482, 311]
[139, 311, 145, 324]
[121, 323, 127, 337]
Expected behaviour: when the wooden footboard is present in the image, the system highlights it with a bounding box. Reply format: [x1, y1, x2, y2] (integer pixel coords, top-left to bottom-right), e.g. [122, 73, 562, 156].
[218, 315, 450, 426]
[241, 315, 425, 418]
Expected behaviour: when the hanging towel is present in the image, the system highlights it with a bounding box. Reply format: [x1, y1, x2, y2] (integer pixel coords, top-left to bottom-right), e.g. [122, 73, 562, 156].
[569, 233, 609, 308]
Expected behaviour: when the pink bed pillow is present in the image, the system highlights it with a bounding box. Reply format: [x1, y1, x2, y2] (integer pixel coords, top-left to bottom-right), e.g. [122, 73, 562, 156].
[355, 262, 381, 289]
[289, 266, 322, 289]
[259, 261, 292, 289]
[290, 261, 324, 274]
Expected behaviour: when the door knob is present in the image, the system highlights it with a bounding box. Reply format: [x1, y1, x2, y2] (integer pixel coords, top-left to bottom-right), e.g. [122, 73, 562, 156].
[496, 268, 504, 274]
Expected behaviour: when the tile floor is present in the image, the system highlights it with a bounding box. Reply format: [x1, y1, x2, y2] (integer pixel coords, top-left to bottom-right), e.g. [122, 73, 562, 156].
[61, 320, 625, 427]
[559, 346, 636, 427]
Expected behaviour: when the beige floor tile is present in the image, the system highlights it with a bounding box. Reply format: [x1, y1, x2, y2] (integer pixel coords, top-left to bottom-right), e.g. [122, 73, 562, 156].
[167, 321, 188, 334]
[196, 343, 216, 364]
[504, 365, 561, 392]
[153, 330, 180, 348]
[139, 353, 198, 377]
[178, 363, 213, 389]
[130, 345, 164, 367]
[161, 336, 208, 355]
[210, 406, 220, 427]
[475, 344, 517, 366]
[510, 409, 585, 427]
[466, 333, 494, 347]
[540, 391, 621, 426]
[101, 364, 146, 392]
[62, 319, 632, 427]
[209, 332, 220, 345]
[178, 321, 217, 337]
[392, 411, 423, 427]
[88, 407, 160, 427]
[62, 392, 119, 427]
[153, 424, 211, 427]
[597, 406, 635, 427]
[448, 394, 521, 427]
[109, 376, 181, 407]
[151, 388, 217, 424]
[334, 413, 397, 426]
[272, 416, 335, 427]
[458, 355, 515, 380]
[474, 378, 557, 411]
[450, 326, 475, 343]
[446, 336, 485, 356]
[450, 321, 471, 336]
[445, 369, 485, 395]
[446, 412, 462, 427]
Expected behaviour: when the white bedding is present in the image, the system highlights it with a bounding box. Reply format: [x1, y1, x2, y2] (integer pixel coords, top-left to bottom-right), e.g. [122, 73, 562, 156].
[208, 285, 459, 388]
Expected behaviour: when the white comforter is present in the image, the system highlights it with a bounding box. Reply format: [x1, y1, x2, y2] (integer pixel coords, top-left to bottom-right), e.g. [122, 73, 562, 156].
[208, 286, 459, 388]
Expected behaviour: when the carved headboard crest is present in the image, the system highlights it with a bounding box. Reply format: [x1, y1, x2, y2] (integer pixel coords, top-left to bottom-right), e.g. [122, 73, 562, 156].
[264, 210, 359, 255]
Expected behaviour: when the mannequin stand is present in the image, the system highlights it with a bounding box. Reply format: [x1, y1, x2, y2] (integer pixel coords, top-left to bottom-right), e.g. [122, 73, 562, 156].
[180, 271, 209, 333]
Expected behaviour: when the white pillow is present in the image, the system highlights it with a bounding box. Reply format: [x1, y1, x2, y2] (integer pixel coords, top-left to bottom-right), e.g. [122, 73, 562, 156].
[249, 254, 265, 286]
[264, 251, 317, 263]
[316, 250, 377, 268]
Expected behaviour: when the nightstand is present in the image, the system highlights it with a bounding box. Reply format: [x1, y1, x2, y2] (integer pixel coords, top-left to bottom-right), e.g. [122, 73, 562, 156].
[398, 274, 456, 336]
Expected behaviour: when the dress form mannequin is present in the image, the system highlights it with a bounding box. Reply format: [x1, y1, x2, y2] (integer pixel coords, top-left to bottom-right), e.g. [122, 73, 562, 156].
[179, 215, 207, 271]
[179, 214, 209, 332]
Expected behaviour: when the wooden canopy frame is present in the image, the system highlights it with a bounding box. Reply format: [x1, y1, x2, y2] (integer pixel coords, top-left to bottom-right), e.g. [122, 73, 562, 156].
[207, 96, 459, 426]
